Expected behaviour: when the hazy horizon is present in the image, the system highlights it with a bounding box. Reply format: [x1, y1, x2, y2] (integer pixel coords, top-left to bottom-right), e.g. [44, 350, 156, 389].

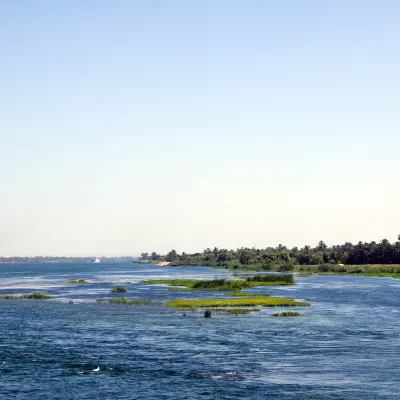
[1, 1, 400, 257]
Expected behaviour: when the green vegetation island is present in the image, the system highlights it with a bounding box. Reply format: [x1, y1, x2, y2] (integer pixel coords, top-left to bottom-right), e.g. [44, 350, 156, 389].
[139, 235, 400, 278]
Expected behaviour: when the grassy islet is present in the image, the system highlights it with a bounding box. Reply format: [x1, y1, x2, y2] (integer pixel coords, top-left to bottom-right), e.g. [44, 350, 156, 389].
[166, 297, 310, 308]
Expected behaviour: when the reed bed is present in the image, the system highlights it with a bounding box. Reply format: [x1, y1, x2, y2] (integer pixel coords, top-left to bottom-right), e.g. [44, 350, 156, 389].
[273, 311, 301, 317]
[142, 274, 295, 291]
[227, 291, 270, 296]
[110, 286, 127, 293]
[166, 297, 310, 308]
[0, 292, 53, 300]
[106, 298, 161, 305]
[68, 279, 87, 284]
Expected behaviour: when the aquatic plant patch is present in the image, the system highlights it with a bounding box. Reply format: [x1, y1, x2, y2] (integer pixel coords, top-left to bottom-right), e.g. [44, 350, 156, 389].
[107, 298, 162, 305]
[142, 275, 294, 291]
[142, 279, 198, 286]
[0, 292, 54, 300]
[298, 264, 400, 278]
[68, 279, 88, 284]
[245, 274, 294, 283]
[273, 311, 301, 317]
[227, 291, 270, 296]
[225, 308, 260, 315]
[166, 297, 310, 308]
[110, 286, 127, 293]
[210, 308, 261, 315]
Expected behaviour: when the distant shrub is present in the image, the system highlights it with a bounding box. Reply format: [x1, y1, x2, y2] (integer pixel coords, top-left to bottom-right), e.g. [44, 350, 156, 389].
[261, 264, 272, 271]
[246, 274, 294, 284]
[317, 264, 333, 273]
[278, 262, 295, 272]
[349, 266, 365, 273]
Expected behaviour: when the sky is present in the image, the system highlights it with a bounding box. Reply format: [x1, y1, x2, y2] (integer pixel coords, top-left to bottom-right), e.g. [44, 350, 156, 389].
[1, 0, 400, 256]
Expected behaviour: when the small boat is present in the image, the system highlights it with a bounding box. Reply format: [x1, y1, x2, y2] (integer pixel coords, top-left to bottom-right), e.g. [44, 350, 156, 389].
[93, 258, 101, 263]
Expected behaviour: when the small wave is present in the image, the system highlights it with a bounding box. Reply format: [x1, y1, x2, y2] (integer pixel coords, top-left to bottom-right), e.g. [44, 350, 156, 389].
[210, 371, 240, 379]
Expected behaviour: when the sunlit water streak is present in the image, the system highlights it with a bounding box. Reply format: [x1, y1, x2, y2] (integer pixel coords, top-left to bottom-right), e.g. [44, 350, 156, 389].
[0, 263, 399, 399]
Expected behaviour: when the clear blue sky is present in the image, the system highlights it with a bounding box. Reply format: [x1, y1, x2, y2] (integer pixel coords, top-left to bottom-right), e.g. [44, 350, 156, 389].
[1, 0, 399, 256]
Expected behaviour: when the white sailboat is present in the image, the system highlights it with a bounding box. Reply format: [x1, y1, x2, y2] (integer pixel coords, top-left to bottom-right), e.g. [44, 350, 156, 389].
[94, 258, 101, 263]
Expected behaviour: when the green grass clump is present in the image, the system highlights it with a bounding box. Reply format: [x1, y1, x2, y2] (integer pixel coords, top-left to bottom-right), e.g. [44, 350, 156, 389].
[108, 297, 161, 305]
[227, 291, 270, 296]
[110, 286, 127, 293]
[142, 275, 294, 291]
[202, 308, 261, 314]
[68, 279, 87, 284]
[141, 279, 196, 286]
[273, 311, 301, 317]
[189, 279, 243, 290]
[0, 292, 53, 300]
[166, 297, 310, 308]
[225, 308, 260, 315]
[298, 264, 400, 278]
[246, 274, 294, 284]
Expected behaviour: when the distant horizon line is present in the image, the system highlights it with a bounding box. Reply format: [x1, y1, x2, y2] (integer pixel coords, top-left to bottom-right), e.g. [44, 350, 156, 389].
[1, 234, 399, 259]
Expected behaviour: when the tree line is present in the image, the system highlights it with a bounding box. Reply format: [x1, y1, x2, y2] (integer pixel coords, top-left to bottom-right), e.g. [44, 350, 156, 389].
[141, 235, 400, 269]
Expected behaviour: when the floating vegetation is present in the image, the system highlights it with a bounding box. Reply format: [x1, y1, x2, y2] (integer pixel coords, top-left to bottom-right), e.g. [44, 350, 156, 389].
[68, 279, 88, 284]
[210, 308, 261, 315]
[110, 286, 127, 293]
[296, 272, 313, 277]
[166, 297, 310, 308]
[0, 292, 53, 300]
[227, 291, 270, 297]
[245, 274, 294, 284]
[273, 311, 301, 317]
[225, 308, 260, 315]
[298, 264, 400, 278]
[142, 279, 196, 286]
[190, 279, 244, 290]
[142, 274, 294, 292]
[227, 291, 248, 296]
[107, 298, 161, 305]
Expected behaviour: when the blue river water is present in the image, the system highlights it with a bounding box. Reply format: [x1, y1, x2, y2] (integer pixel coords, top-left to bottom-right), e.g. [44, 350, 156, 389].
[0, 262, 399, 399]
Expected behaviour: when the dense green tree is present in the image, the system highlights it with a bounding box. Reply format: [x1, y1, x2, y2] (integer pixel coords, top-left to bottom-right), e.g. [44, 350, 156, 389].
[138, 233, 400, 269]
[238, 249, 251, 265]
[316, 241, 328, 252]
[165, 249, 178, 262]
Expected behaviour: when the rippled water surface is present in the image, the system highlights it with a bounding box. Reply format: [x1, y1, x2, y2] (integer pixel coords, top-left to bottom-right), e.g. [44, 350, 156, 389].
[1, 263, 399, 399]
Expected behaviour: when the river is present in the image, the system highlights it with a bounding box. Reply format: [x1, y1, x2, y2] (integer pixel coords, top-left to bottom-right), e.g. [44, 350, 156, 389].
[0, 262, 399, 399]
